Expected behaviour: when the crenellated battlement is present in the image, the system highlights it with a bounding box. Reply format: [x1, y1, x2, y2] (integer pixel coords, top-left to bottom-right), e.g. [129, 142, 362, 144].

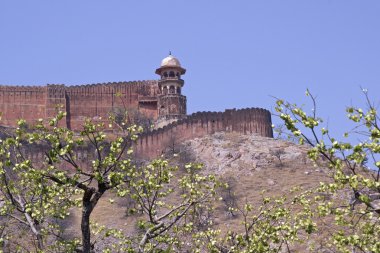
[134, 107, 273, 158]
[0, 80, 160, 129]
[0, 55, 274, 160]
[0, 85, 47, 91]
[0, 107, 273, 163]
[65, 80, 157, 89]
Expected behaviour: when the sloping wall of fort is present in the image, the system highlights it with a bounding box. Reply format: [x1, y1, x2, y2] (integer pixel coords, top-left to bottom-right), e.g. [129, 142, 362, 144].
[1, 107, 273, 165]
[0, 55, 273, 164]
[134, 108, 273, 158]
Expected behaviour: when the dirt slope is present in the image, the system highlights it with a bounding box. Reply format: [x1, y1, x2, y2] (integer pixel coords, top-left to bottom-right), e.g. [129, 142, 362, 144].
[59, 132, 332, 251]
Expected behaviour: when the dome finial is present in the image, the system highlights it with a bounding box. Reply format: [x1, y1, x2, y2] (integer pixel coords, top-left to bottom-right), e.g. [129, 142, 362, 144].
[156, 54, 186, 74]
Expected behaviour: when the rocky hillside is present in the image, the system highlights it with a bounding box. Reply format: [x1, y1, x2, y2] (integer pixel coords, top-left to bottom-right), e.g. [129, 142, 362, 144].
[58, 132, 333, 251]
[175, 132, 329, 191]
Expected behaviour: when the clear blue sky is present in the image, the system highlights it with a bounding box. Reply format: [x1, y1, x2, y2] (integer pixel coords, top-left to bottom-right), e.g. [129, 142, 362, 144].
[0, 1, 379, 139]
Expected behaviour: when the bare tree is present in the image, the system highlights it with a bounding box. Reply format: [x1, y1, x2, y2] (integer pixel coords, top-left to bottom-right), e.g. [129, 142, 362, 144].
[270, 148, 286, 167]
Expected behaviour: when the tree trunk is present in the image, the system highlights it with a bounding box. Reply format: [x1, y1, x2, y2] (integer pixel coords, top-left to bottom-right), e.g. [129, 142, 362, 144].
[81, 187, 106, 253]
[81, 188, 94, 253]
[81, 207, 92, 253]
[36, 234, 44, 251]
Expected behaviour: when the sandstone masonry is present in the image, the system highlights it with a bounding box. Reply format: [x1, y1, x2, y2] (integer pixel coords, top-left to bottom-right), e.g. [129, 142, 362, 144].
[0, 54, 273, 158]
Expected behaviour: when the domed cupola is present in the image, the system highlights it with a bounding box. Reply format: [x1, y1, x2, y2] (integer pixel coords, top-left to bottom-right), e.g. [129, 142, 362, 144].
[155, 53, 186, 83]
[155, 53, 187, 126]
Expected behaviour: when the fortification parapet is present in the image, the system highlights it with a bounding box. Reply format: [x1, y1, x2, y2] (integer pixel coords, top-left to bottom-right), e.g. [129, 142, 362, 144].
[0, 80, 161, 130]
[0, 85, 48, 126]
[0, 55, 273, 161]
[134, 107, 273, 159]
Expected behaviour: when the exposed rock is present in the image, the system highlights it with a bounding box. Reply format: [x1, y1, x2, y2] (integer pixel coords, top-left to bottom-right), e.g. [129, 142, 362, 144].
[371, 199, 380, 211]
[179, 132, 312, 176]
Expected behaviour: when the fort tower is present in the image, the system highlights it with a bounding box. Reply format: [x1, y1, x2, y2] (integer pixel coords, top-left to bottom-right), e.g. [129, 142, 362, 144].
[155, 53, 187, 127]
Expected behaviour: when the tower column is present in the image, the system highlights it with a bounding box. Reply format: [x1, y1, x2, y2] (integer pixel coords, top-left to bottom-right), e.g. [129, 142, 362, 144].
[155, 54, 187, 128]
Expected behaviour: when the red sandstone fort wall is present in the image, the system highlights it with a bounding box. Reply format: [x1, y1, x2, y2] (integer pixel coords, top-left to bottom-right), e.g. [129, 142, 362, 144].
[0, 81, 159, 129]
[65, 81, 159, 129]
[0, 86, 47, 126]
[0, 82, 273, 162]
[4, 108, 273, 166]
[6, 107, 273, 166]
[134, 108, 273, 159]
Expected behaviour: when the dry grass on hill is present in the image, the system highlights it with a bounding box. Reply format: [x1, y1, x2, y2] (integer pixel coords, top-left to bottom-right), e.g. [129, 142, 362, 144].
[2, 132, 343, 252]
[56, 132, 336, 251]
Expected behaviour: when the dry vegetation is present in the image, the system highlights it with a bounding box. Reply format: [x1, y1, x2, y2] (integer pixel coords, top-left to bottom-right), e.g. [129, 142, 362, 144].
[46, 132, 336, 251]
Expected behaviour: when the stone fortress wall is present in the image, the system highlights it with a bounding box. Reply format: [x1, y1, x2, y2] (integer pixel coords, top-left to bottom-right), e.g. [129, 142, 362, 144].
[0, 81, 159, 129]
[0, 107, 272, 163]
[0, 85, 47, 125]
[0, 54, 273, 160]
[134, 107, 273, 158]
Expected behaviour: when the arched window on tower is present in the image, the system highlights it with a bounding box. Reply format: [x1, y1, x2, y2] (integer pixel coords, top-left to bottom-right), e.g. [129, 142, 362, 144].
[163, 72, 168, 78]
[169, 71, 175, 77]
[176, 72, 180, 77]
[177, 87, 181, 94]
[169, 86, 175, 94]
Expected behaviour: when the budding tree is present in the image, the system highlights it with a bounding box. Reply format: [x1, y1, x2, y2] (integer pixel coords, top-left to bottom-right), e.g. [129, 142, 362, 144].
[274, 89, 380, 252]
[0, 112, 219, 253]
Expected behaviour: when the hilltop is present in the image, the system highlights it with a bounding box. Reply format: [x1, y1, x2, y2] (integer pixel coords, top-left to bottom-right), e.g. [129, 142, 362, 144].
[53, 132, 332, 251]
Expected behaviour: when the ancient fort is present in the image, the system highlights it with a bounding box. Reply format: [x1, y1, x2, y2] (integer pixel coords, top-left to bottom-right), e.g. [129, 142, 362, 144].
[0, 54, 273, 157]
